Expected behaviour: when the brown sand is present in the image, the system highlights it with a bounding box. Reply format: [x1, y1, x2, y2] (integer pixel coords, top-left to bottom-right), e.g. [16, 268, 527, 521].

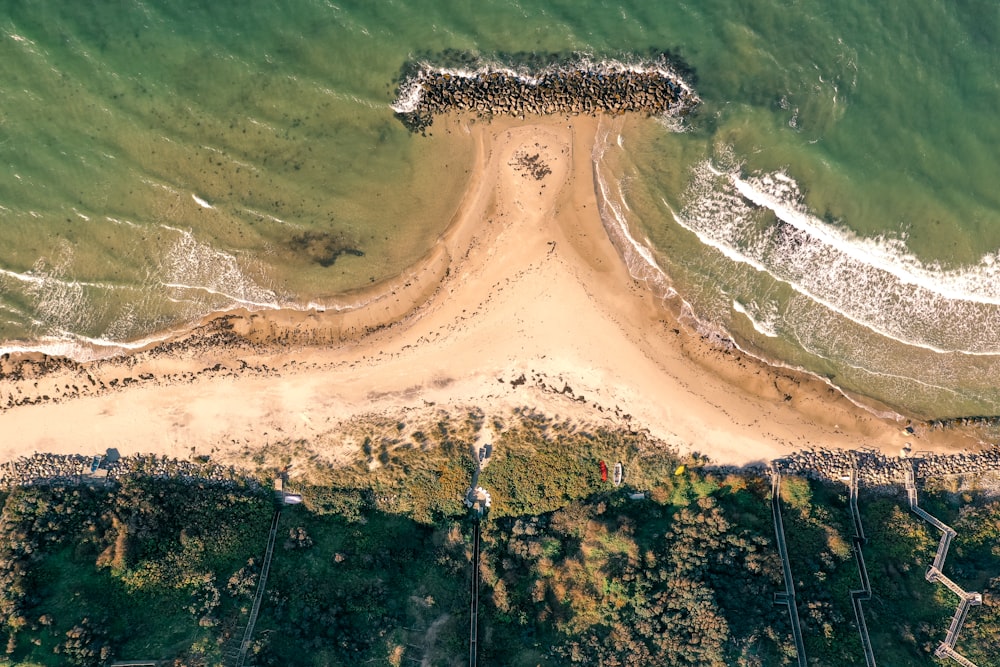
[0, 116, 982, 468]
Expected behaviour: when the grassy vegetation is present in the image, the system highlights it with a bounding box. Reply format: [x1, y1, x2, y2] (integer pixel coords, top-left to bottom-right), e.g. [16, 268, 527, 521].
[1, 410, 999, 665]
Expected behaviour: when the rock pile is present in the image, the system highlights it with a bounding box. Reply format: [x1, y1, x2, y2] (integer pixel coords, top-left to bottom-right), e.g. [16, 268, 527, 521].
[928, 415, 1000, 430]
[775, 446, 1000, 485]
[393, 55, 699, 132]
[0, 453, 89, 487]
[0, 452, 261, 490]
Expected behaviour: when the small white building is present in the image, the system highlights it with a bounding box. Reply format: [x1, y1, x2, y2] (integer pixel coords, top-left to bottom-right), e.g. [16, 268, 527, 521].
[465, 486, 492, 516]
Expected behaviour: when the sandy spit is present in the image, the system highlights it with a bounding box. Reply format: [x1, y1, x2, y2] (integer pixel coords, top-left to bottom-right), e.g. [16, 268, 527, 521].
[0, 116, 982, 468]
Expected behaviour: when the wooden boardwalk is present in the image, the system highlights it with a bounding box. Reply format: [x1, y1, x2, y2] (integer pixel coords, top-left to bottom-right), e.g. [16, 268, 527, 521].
[846, 463, 877, 667]
[770, 464, 807, 667]
[234, 508, 282, 667]
[904, 460, 981, 667]
[469, 519, 482, 667]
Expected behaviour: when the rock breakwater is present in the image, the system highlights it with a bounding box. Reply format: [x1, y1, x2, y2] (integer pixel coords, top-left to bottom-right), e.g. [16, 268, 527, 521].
[0, 452, 261, 490]
[774, 446, 1000, 486]
[392, 53, 699, 132]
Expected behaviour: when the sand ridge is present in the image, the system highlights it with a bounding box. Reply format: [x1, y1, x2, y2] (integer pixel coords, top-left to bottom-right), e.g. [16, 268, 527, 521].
[0, 116, 980, 467]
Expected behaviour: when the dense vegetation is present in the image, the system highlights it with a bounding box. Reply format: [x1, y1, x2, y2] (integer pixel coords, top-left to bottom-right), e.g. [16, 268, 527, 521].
[0, 477, 271, 666]
[1, 410, 999, 666]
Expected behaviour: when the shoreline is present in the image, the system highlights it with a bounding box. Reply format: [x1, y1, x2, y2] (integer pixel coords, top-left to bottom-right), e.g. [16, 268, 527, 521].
[586, 118, 913, 426]
[0, 115, 991, 468]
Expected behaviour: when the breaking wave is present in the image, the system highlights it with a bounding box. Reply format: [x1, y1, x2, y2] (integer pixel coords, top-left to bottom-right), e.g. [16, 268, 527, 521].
[672, 158, 1000, 356]
[157, 225, 282, 311]
[732, 300, 780, 338]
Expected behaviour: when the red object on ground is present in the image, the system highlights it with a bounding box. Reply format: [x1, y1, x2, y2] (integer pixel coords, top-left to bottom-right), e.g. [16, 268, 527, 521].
[599, 460, 608, 482]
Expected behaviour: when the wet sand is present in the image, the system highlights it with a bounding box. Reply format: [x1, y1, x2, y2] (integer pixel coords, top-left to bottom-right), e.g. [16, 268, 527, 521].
[0, 116, 984, 469]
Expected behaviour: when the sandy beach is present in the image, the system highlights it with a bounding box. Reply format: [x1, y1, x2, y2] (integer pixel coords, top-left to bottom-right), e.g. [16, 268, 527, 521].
[0, 116, 983, 469]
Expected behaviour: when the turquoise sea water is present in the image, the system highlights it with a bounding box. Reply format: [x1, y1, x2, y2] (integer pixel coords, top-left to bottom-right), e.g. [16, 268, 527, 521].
[2, 0, 999, 418]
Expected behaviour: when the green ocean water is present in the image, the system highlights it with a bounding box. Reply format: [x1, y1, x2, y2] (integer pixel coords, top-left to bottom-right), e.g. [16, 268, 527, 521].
[2, 0, 999, 418]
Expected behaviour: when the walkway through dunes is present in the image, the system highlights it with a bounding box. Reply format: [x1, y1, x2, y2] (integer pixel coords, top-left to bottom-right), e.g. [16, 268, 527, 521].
[766, 449, 1000, 666]
[770, 464, 807, 667]
[469, 519, 482, 667]
[234, 508, 282, 667]
[904, 460, 982, 667]
[846, 458, 876, 667]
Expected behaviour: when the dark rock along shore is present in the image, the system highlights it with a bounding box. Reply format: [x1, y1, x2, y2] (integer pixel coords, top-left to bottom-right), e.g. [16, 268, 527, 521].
[393, 53, 699, 132]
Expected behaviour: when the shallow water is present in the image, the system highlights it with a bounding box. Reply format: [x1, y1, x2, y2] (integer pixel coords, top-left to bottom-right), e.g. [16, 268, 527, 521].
[2, 0, 999, 417]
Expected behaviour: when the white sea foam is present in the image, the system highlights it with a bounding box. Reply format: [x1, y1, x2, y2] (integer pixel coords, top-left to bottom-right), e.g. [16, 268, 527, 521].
[594, 159, 671, 293]
[105, 216, 141, 228]
[159, 227, 279, 312]
[0, 267, 47, 287]
[0, 339, 101, 360]
[243, 207, 292, 227]
[247, 117, 279, 133]
[192, 194, 214, 209]
[673, 157, 1000, 355]
[728, 172, 1000, 305]
[139, 178, 181, 197]
[590, 130, 906, 420]
[3, 251, 96, 336]
[732, 300, 780, 338]
[0, 327, 178, 362]
[591, 119, 682, 301]
[159, 282, 281, 310]
[0, 266, 130, 293]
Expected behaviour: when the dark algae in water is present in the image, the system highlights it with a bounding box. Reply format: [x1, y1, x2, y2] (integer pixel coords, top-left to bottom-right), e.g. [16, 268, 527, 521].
[289, 231, 365, 268]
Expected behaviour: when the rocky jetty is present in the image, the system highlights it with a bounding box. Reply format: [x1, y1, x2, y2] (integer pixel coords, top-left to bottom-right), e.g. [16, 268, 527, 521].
[392, 53, 699, 132]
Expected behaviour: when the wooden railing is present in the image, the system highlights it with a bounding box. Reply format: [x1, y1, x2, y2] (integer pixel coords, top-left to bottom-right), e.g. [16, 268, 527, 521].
[904, 460, 981, 666]
[846, 462, 877, 667]
[770, 464, 807, 667]
[234, 509, 282, 667]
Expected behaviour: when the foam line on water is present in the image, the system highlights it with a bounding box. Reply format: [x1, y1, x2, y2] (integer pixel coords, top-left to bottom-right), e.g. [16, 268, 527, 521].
[0, 328, 177, 362]
[158, 225, 281, 309]
[597, 174, 667, 279]
[0, 302, 25, 316]
[156, 225, 384, 315]
[785, 325, 965, 399]
[0, 266, 133, 292]
[728, 171, 1000, 305]
[0, 267, 46, 287]
[140, 177, 183, 197]
[591, 118, 675, 295]
[192, 194, 214, 209]
[674, 159, 1000, 355]
[106, 216, 141, 228]
[733, 332, 907, 421]
[732, 300, 780, 338]
[159, 282, 281, 310]
[592, 134, 904, 422]
[669, 195, 988, 356]
[242, 207, 293, 227]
